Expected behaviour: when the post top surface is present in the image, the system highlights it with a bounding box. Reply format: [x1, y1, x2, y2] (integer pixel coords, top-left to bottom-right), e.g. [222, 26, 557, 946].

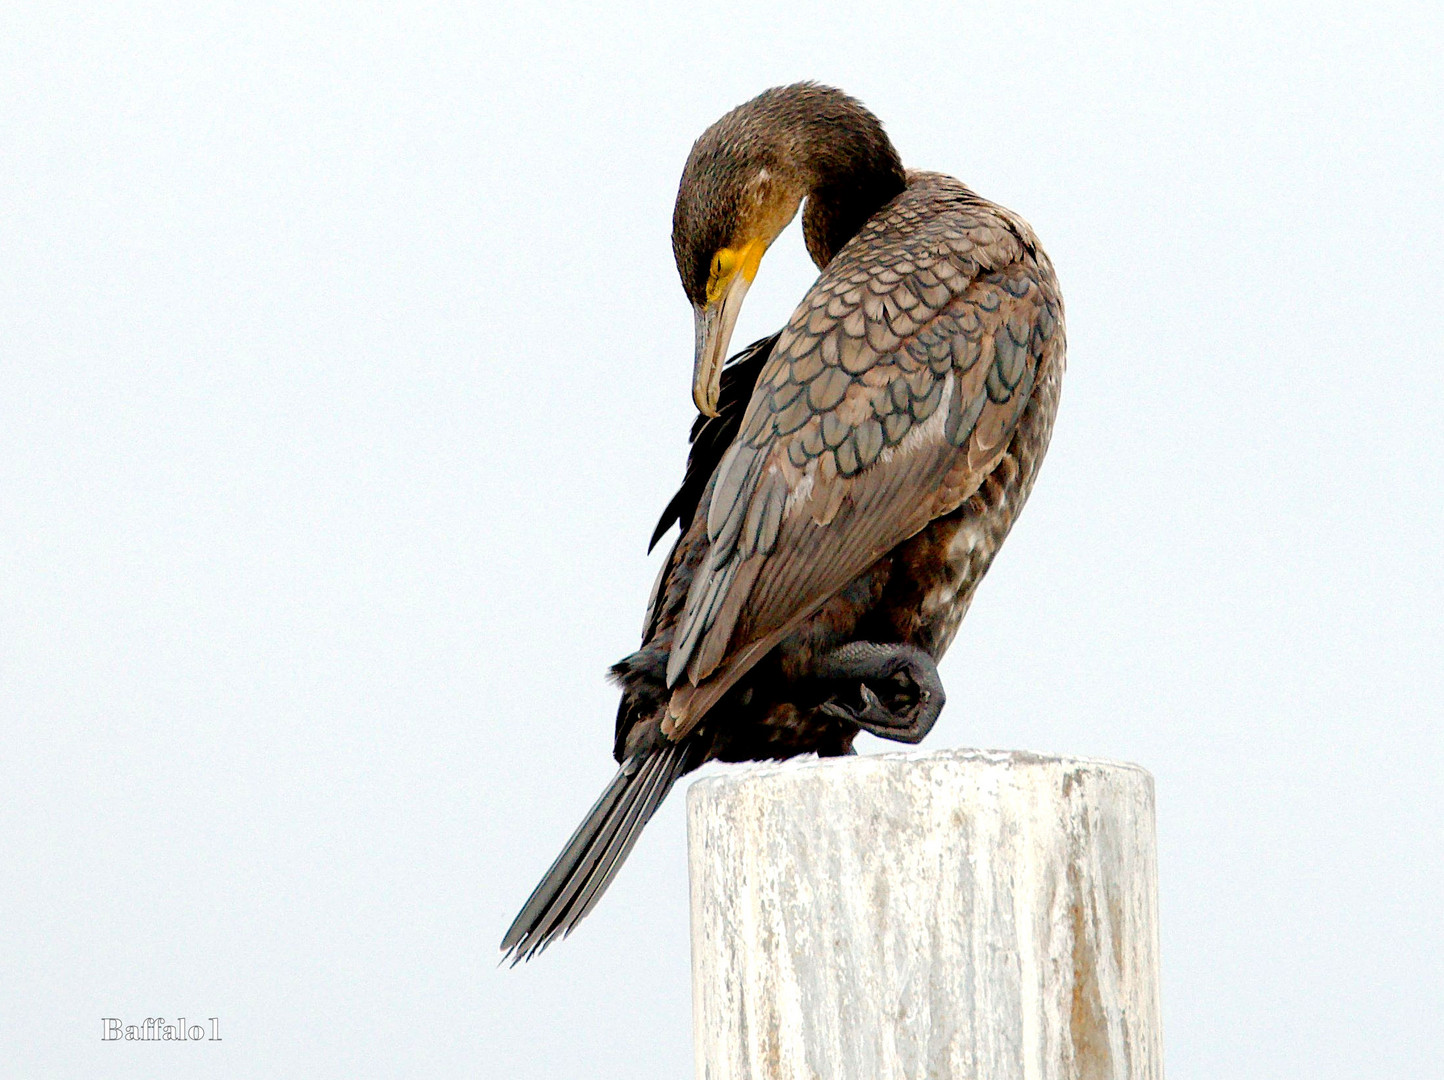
[686, 746, 1153, 803]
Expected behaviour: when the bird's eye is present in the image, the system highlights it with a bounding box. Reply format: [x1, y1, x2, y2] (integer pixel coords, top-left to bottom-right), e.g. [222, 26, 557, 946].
[711, 249, 737, 281]
[706, 249, 739, 303]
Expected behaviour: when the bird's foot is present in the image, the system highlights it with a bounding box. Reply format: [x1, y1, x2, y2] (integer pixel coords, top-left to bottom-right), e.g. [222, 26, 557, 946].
[815, 642, 946, 745]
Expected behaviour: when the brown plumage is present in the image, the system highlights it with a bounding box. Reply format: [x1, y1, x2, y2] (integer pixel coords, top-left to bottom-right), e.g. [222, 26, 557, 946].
[502, 83, 1064, 962]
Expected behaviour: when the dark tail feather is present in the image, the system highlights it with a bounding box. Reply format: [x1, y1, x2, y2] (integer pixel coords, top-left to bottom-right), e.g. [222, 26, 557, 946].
[501, 741, 697, 963]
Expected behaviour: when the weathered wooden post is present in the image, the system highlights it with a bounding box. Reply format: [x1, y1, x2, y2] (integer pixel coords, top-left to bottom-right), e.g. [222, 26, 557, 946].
[687, 749, 1162, 1079]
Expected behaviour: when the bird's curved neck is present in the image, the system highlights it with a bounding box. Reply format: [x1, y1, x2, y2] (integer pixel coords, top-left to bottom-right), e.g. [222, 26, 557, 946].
[788, 123, 907, 268]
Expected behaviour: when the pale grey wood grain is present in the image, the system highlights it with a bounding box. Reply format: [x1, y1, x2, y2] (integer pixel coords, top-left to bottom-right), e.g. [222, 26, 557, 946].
[688, 749, 1162, 1079]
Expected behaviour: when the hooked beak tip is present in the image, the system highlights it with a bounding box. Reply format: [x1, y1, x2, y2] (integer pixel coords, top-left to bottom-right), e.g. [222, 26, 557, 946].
[691, 304, 723, 418]
[690, 274, 751, 419]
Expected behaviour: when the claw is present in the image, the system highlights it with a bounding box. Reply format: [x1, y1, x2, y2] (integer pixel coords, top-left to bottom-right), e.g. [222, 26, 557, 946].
[813, 641, 947, 745]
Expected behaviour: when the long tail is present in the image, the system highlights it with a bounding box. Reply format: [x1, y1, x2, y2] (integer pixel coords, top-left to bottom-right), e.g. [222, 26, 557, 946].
[501, 740, 700, 963]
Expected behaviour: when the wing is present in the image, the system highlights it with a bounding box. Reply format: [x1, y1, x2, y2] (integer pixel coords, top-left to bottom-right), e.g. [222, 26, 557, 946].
[648, 332, 780, 554]
[663, 178, 1064, 735]
[639, 332, 779, 645]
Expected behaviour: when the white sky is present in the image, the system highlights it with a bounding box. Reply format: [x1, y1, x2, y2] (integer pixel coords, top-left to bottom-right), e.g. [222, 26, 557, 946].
[2, 1, 1441, 1077]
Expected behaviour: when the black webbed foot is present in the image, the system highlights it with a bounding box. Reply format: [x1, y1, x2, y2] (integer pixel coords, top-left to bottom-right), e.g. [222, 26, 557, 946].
[814, 642, 946, 745]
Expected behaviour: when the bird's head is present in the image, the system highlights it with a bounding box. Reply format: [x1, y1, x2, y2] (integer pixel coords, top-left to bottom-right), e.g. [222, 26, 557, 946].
[672, 83, 903, 416]
[672, 118, 804, 417]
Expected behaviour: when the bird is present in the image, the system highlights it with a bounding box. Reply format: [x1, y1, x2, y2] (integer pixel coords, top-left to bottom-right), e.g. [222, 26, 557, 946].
[502, 83, 1064, 962]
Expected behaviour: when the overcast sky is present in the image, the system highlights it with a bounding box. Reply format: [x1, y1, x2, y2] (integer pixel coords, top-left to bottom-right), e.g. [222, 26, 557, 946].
[2, 1, 1441, 1077]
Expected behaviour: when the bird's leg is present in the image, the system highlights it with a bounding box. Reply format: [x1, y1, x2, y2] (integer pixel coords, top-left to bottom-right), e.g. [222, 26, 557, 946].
[814, 642, 946, 745]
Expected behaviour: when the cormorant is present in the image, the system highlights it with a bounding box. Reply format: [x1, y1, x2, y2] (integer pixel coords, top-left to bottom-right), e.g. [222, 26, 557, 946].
[502, 83, 1065, 962]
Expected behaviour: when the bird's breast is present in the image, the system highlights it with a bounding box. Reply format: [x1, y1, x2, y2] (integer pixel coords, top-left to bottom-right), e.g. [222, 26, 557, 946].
[908, 512, 1005, 658]
[891, 350, 1063, 660]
